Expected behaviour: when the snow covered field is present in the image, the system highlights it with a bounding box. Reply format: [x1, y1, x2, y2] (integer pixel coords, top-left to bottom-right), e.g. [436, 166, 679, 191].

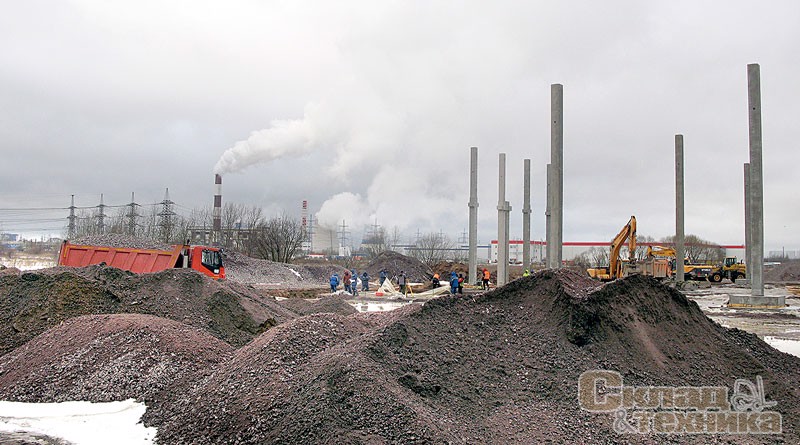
[0, 399, 155, 444]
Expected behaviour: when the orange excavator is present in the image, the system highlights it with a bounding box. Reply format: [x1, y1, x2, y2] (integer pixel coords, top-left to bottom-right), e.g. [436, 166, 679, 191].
[586, 216, 671, 282]
[586, 216, 637, 281]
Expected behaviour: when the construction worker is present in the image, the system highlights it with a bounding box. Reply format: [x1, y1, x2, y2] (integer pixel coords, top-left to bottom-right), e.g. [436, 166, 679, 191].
[330, 273, 339, 293]
[398, 271, 407, 295]
[449, 272, 459, 295]
[482, 268, 491, 290]
[351, 270, 358, 296]
[343, 269, 352, 293]
[458, 274, 464, 294]
[379, 269, 387, 285]
[361, 271, 370, 291]
[432, 273, 440, 288]
[523, 269, 531, 277]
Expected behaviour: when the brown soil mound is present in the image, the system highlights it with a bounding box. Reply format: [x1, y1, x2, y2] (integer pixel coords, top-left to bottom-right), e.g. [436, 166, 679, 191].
[0, 265, 298, 355]
[150, 269, 800, 444]
[764, 260, 800, 283]
[275, 295, 358, 316]
[364, 251, 432, 283]
[0, 313, 232, 407]
[0, 266, 21, 276]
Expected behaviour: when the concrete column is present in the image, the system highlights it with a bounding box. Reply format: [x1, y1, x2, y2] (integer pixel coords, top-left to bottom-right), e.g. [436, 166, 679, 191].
[522, 159, 532, 269]
[504, 196, 511, 282]
[551, 84, 563, 268]
[747, 64, 764, 297]
[675, 135, 685, 283]
[468, 147, 479, 286]
[729, 64, 782, 307]
[744, 163, 752, 282]
[545, 163, 552, 268]
[497, 153, 508, 285]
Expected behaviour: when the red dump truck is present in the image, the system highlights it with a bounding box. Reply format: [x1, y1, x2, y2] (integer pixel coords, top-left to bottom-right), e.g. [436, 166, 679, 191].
[58, 241, 225, 280]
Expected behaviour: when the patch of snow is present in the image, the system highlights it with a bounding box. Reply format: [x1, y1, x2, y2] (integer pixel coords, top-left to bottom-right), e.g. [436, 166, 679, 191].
[288, 268, 302, 278]
[0, 399, 155, 445]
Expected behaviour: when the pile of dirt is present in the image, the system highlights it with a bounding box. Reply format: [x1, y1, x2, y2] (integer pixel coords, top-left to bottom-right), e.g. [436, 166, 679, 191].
[149, 269, 800, 443]
[275, 295, 358, 316]
[222, 250, 343, 287]
[0, 265, 20, 276]
[764, 260, 800, 283]
[0, 313, 232, 408]
[364, 251, 432, 283]
[0, 264, 298, 354]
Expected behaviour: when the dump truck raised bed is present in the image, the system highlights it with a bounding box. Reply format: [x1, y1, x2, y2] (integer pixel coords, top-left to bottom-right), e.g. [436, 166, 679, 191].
[57, 241, 225, 280]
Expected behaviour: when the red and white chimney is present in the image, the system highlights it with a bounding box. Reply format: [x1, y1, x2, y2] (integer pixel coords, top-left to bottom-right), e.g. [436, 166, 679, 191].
[213, 174, 222, 245]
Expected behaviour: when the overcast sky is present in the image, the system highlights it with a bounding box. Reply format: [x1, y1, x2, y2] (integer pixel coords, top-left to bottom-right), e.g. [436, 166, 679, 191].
[1, 0, 798, 253]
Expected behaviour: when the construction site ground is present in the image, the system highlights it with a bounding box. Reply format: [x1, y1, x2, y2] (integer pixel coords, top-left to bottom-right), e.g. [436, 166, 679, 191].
[3, 244, 800, 443]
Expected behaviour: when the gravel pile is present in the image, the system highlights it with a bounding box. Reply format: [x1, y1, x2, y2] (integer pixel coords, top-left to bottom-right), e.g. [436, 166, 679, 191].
[71, 234, 174, 250]
[222, 250, 343, 287]
[0, 264, 298, 354]
[0, 265, 20, 276]
[0, 313, 232, 408]
[764, 260, 800, 283]
[274, 295, 358, 316]
[364, 251, 432, 283]
[148, 269, 800, 444]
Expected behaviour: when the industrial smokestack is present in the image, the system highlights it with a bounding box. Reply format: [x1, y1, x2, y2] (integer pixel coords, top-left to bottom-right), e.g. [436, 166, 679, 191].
[213, 174, 222, 246]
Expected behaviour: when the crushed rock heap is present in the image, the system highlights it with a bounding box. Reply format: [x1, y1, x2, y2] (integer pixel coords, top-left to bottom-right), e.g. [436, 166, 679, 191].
[364, 251, 433, 284]
[0, 264, 298, 354]
[141, 269, 799, 444]
[764, 260, 800, 283]
[0, 313, 233, 409]
[222, 250, 343, 287]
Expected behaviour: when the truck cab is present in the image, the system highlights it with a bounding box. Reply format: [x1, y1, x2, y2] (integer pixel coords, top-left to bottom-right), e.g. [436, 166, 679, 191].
[190, 246, 225, 279]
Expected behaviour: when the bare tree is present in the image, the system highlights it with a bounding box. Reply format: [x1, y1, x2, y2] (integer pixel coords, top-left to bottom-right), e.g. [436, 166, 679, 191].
[250, 213, 307, 263]
[407, 232, 455, 267]
[634, 234, 655, 260]
[362, 226, 389, 257]
[577, 246, 610, 268]
[388, 226, 403, 252]
[660, 234, 725, 263]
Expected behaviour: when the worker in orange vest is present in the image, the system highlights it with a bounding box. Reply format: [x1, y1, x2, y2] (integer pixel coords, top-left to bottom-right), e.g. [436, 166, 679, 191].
[482, 268, 491, 290]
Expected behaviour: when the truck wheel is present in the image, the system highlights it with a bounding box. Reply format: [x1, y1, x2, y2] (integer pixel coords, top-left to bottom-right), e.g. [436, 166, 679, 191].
[709, 272, 723, 283]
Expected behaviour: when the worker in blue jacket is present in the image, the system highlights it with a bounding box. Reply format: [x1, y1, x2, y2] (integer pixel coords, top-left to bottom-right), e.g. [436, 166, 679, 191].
[450, 272, 459, 295]
[330, 273, 339, 293]
[361, 271, 370, 291]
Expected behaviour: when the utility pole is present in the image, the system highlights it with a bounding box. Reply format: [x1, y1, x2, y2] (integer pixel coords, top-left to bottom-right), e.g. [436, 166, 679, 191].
[96, 194, 106, 234]
[126, 192, 140, 236]
[158, 188, 177, 243]
[67, 195, 77, 239]
[339, 219, 350, 256]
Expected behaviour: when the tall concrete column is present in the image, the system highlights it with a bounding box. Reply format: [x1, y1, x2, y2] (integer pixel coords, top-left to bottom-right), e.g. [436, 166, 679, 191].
[675, 135, 685, 283]
[522, 159, 532, 269]
[747, 63, 764, 298]
[497, 153, 511, 285]
[730, 64, 781, 307]
[551, 84, 564, 268]
[744, 163, 752, 282]
[468, 147, 479, 286]
[545, 163, 552, 268]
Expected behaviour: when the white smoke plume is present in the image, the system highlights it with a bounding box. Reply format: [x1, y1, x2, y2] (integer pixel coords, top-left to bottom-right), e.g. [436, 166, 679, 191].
[315, 192, 373, 231]
[213, 105, 321, 175]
